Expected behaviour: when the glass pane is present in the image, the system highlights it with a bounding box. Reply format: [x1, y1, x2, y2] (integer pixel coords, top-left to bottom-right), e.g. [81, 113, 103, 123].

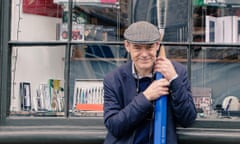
[11, 1, 63, 41]
[69, 44, 127, 117]
[155, 0, 190, 42]
[11, 0, 128, 42]
[193, 0, 240, 43]
[165, 45, 188, 65]
[68, 0, 129, 41]
[56, 0, 128, 42]
[191, 46, 240, 120]
[10, 46, 65, 117]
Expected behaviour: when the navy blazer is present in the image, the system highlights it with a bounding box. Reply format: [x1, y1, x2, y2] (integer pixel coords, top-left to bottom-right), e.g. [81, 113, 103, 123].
[103, 61, 197, 144]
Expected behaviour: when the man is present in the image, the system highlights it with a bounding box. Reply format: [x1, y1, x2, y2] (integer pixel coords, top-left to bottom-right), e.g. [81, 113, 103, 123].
[103, 21, 197, 144]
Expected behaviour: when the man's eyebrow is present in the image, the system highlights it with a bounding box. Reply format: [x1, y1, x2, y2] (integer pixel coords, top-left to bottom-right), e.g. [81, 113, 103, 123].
[132, 44, 154, 47]
[132, 44, 141, 47]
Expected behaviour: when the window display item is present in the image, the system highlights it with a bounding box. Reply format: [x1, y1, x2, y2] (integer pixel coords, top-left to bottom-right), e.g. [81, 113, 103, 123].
[20, 82, 31, 111]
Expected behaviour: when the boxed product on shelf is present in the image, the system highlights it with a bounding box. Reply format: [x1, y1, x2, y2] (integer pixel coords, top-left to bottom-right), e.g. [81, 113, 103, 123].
[19, 82, 31, 111]
[192, 87, 212, 116]
[56, 23, 84, 41]
[72, 24, 85, 41]
[36, 84, 50, 112]
[48, 79, 64, 112]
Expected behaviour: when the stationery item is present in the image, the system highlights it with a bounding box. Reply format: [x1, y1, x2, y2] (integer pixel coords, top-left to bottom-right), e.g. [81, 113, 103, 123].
[73, 80, 104, 111]
[48, 79, 64, 112]
[20, 82, 31, 111]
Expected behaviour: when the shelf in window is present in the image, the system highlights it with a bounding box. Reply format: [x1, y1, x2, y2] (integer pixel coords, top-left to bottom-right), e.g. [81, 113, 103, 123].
[71, 111, 103, 117]
[9, 111, 64, 117]
[71, 57, 127, 61]
[71, 57, 240, 63]
[172, 58, 240, 63]
[54, 0, 119, 8]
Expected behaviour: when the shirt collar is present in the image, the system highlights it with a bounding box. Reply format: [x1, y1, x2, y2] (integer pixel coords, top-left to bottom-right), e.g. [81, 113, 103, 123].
[132, 62, 153, 79]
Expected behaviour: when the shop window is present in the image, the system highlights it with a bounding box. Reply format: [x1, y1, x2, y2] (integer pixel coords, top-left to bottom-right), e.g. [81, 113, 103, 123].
[3, 0, 240, 124]
[192, 0, 240, 120]
[8, 0, 129, 118]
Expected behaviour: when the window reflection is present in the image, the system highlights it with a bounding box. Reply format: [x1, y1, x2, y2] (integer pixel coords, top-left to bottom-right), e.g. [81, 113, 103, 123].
[193, 1, 240, 43]
[191, 47, 240, 120]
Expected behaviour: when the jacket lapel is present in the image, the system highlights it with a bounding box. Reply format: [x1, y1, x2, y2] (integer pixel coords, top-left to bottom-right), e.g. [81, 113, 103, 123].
[122, 61, 138, 104]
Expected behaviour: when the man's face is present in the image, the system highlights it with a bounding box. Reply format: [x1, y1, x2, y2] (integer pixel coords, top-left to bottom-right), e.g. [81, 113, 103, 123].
[125, 41, 159, 72]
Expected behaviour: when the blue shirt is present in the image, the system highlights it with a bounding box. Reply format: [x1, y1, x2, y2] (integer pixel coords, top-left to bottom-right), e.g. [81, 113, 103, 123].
[134, 77, 153, 144]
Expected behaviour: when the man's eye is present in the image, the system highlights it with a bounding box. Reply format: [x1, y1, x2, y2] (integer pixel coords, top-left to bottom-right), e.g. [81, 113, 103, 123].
[133, 47, 140, 50]
[147, 45, 155, 49]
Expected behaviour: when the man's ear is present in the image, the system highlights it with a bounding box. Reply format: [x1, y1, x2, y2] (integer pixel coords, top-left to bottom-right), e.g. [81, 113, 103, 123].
[124, 40, 130, 52]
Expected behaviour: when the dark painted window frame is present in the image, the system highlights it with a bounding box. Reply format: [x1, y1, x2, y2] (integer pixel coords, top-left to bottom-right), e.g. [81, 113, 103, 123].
[1, 0, 240, 144]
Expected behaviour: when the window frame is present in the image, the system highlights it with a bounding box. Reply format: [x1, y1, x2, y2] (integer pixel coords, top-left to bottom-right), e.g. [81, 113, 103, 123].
[1, 0, 240, 144]
[0, 0, 11, 122]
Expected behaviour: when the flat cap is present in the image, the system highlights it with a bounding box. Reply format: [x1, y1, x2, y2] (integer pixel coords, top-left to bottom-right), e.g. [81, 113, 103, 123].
[124, 21, 160, 44]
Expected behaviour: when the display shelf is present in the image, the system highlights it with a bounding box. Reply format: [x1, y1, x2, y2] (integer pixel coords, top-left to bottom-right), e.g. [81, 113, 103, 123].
[54, 0, 118, 7]
[71, 111, 103, 117]
[71, 57, 127, 61]
[172, 58, 240, 63]
[9, 111, 64, 117]
[9, 111, 104, 117]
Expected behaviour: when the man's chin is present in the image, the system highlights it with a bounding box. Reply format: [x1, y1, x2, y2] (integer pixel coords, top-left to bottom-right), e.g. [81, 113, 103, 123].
[139, 64, 153, 70]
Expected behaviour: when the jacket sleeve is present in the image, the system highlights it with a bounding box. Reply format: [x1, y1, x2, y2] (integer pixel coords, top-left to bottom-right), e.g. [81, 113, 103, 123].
[169, 62, 197, 127]
[103, 73, 153, 138]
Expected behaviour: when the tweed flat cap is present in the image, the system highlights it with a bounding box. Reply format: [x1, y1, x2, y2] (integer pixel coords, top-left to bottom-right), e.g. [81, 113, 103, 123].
[124, 21, 160, 44]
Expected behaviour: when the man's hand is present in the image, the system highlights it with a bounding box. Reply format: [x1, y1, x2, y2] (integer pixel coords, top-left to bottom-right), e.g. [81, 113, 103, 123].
[143, 79, 169, 101]
[154, 57, 177, 82]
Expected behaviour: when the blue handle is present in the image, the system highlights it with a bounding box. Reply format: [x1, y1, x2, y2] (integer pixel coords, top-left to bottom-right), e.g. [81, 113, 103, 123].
[154, 72, 167, 144]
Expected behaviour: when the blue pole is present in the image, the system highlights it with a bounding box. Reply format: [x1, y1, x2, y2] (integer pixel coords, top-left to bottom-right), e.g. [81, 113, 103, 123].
[154, 72, 167, 144]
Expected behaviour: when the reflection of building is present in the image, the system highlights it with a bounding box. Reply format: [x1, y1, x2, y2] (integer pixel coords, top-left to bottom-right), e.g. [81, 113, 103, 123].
[193, 1, 240, 43]
[205, 16, 240, 43]
[192, 87, 212, 116]
[133, 0, 189, 42]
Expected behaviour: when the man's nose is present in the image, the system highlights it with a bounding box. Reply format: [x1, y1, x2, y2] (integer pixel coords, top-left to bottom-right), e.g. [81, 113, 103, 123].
[140, 48, 149, 55]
